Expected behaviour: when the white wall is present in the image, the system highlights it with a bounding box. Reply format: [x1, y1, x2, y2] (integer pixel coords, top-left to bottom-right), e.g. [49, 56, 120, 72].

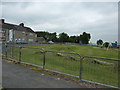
[9, 29, 13, 42]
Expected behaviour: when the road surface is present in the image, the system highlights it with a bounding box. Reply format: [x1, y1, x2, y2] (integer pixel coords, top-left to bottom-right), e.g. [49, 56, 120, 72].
[2, 60, 85, 88]
[0, 42, 2, 55]
[0, 42, 2, 89]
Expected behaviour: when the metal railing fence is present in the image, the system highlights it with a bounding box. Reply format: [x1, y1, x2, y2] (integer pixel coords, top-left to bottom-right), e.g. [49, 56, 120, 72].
[2, 44, 120, 89]
[81, 56, 119, 88]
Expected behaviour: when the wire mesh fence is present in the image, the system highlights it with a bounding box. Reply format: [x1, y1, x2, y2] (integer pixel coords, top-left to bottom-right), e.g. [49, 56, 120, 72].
[20, 47, 44, 67]
[3, 45, 20, 61]
[2, 44, 120, 89]
[45, 51, 80, 77]
[81, 56, 119, 87]
[2, 43, 6, 56]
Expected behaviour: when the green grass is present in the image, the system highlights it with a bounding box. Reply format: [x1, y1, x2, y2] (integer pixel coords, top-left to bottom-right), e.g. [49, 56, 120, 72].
[34, 44, 119, 59]
[6, 44, 119, 87]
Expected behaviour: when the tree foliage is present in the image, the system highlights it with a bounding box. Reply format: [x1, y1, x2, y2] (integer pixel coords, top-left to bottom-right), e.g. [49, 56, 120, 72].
[35, 31, 57, 42]
[79, 32, 91, 44]
[69, 36, 80, 43]
[97, 39, 103, 46]
[35, 31, 48, 39]
[103, 42, 109, 48]
[59, 32, 69, 42]
[36, 31, 91, 44]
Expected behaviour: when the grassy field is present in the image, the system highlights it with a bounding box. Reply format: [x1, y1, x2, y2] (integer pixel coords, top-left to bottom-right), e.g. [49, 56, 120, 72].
[34, 44, 119, 59]
[6, 44, 119, 87]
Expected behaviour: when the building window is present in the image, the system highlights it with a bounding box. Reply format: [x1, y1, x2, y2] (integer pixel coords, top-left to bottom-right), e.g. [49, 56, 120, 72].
[22, 31, 25, 33]
[9, 29, 14, 41]
[35, 35, 37, 37]
[28, 39, 33, 42]
[22, 32, 26, 36]
[29, 33, 33, 36]
[22, 38, 25, 41]
[15, 39, 17, 41]
[22, 31, 25, 34]
[0, 29, 2, 32]
[0, 29, 5, 33]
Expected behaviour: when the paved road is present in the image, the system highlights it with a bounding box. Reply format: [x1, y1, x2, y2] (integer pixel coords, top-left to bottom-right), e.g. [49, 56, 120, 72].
[0, 42, 2, 88]
[0, 60, 2, 89]
[2, 60, 85, 88]
[0, 42, 2, 55]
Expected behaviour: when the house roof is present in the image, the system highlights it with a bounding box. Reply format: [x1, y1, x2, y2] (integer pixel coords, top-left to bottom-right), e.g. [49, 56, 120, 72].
[0, 22, 35, 33]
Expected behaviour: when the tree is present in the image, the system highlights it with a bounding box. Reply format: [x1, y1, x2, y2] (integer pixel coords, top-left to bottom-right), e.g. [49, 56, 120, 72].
[35, 31, 49, 40]
[47, 32, 57, 42]
[103, 42, 109, 48]
[59, 32, 69, 42]
[79, 32, 91, 44]
[69, 36, 80, 43]
[97, 39, 103, 46]
[35, 31, 58, 42]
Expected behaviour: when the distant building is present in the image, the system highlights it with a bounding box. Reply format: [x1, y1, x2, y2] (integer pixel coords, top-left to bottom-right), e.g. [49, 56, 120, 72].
[111, 41, 120, 48]
[111, 41, 118, 48]
[0, 29, 2, 41]
[117, 44, 120, 48]
[0, 19, 37, 44]
[36, 37, 46, 43]
[112, 43, 117, 48]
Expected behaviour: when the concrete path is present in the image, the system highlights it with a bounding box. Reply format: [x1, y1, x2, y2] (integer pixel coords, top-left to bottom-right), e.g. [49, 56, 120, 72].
[2, 60, 85, 88]
[0, 42, 2, 89]
[0, 42, 2, 55]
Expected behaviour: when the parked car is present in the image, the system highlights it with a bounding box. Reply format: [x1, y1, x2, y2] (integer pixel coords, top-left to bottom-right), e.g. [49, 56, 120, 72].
[48, 41, 54, 44]
[16, 40, 27, 44]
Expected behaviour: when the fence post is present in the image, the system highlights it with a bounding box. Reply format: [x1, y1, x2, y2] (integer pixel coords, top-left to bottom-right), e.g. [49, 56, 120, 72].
[5, 44, 8, 59]
[43, 51, 46, 69]
[80, 57, 84, 81]
[11, 45, 14, 57]
[18, 46, 22, 64]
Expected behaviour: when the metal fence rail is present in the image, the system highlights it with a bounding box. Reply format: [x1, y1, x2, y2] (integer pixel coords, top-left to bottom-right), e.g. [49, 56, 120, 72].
[81, 56, 119, 88]
[45, 50, 81, 78]
[2, 44, 120, 89]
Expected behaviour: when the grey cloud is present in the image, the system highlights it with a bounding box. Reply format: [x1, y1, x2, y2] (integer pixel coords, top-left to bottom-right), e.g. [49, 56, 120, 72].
[2, 2, 118, 42]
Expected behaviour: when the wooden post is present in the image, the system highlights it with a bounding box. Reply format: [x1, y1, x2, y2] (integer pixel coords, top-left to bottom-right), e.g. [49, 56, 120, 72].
[18, 46, 22, 64]
[43, 51, 46, 69]
[5, 44, 7, 58]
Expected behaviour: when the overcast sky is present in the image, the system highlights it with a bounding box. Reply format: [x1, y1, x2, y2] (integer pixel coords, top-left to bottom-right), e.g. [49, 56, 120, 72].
[1, 1, 118, 43]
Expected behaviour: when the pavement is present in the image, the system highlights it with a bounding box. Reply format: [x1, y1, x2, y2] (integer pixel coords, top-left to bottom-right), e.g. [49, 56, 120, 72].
[2, 60, 85, 88]
[0, 42, 2, 89]
[0, 42, 2, 55]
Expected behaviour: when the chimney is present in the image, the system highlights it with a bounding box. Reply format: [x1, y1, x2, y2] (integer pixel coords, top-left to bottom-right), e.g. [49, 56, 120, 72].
[19, 23, 24, 27]
[0, 19, 5, 23]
